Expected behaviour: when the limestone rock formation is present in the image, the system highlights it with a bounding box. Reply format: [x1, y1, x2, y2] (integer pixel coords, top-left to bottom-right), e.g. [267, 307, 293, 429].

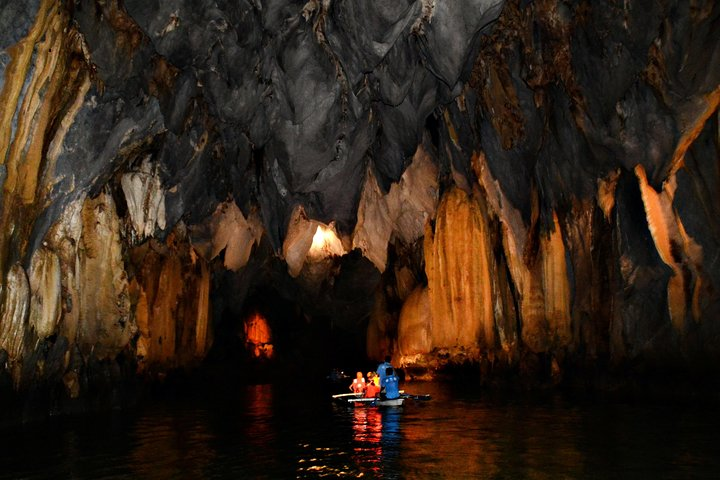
[0, 0, 718, 412]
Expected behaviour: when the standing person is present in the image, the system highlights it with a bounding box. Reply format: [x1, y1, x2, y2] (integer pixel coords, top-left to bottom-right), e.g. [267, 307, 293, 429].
[349, 371, 366, 394]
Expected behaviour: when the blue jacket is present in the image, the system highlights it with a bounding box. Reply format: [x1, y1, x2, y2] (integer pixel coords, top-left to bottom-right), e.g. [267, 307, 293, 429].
[376, 361, 393, 385]
[383, 375, 400, 399]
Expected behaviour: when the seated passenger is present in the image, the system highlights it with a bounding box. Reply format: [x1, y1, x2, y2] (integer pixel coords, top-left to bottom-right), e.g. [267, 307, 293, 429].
[382, 372, 400, 400]
[365, 372, 380, 398]
[349, 371, 366, 394]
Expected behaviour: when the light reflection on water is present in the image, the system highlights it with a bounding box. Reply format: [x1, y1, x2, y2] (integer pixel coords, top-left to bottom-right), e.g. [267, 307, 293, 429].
[0, 382, 718, 479]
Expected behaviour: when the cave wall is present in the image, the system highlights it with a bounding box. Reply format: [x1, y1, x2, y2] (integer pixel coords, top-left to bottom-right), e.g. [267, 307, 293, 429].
[0, 0, 718, 406]
[390, 0, 720, 378]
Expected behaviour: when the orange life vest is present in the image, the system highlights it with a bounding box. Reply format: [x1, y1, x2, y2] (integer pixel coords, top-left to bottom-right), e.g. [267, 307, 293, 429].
[351, 378, 366, 393]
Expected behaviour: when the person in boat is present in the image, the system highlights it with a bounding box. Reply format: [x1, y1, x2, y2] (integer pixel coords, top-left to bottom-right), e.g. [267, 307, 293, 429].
[376, 356, 393, 386]
[368, 371, 380, 388]
[365, 372, 380, 398]
[376, 356, 400, 400]
[349, 371, 366, 394]
[382, 370, 400, 400]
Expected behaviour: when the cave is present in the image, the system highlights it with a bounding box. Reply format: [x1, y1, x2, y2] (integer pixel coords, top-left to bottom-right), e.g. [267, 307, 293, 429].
[0, 0, 719, 476]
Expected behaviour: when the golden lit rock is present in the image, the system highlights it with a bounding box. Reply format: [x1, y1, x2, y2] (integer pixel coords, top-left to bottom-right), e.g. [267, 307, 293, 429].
[597, 169, 620, 221]
[424, 186, 495, 350]
[540, 212, 572, 347]
[283, 205, 345, 277]
[308, 224, 345, 260]
[397, 286, 432, 356]
[634, 164, 707, 332]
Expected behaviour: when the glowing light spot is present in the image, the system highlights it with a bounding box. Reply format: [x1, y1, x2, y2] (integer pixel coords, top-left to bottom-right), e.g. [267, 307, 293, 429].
[308, 224, 345, 259]
[244, 312, 273, 358]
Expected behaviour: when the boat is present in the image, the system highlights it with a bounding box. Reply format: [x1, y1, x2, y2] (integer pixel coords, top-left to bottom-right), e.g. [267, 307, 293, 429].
[332, 390, 431, 406]
[332, 392, 405, 407]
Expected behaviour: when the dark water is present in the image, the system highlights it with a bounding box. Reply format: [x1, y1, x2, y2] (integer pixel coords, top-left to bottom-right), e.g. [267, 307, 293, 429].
[1, 382, 719, 479]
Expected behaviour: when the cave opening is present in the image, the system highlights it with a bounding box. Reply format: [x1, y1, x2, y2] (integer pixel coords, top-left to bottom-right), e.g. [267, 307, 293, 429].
[204, 270, 374, 385]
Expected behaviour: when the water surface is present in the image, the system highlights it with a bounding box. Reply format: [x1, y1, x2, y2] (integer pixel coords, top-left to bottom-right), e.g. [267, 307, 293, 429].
[0, 382, 718, 479]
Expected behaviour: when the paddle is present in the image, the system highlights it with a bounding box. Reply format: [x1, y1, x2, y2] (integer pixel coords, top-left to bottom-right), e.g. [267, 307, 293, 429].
[331, 392, 362, 399]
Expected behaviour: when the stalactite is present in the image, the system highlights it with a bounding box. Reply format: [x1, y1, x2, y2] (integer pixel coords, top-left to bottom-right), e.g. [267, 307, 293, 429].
[190, 200, 263, 272]
[194, 259, 211, 358]
[634, 164, 708, 333]
[283, 206, 325, 278]
[540, 212, 572, 347]
[121, 158, 167, 240]
[130, 232, 212, 371]
[473, 151, 547, 353]
[0, 264, 30, 364]
[352, 166, 393, 271]
[77, 192, 135, 359]
[28, 246, 62, 339]
[667, 87, 720, 178]
[353, 143, 439, 272]
[424, 186, 494, 350]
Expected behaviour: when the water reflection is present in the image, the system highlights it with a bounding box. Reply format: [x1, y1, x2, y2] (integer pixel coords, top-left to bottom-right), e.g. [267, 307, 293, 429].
[349, 406, 403, 475]
[0, 382, 719, 479]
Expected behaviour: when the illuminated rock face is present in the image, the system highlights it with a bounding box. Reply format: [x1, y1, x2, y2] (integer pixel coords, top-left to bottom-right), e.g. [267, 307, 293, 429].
[0, 0, 719, 409]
